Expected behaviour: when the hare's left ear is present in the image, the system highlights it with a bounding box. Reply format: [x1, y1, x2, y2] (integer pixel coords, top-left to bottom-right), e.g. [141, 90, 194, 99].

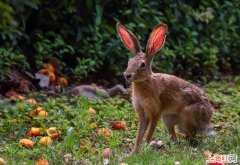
[116, 23, 141, 55]
[146, 24, 168, 62]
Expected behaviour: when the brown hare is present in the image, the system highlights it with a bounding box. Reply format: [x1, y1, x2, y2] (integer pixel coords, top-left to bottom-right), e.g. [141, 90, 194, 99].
[116, 23, 213, 153]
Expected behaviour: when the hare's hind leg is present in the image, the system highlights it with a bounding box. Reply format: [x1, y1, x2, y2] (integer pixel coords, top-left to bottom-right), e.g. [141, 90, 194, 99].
[180, 103, 212, 139]
[162, 115, 178, 142]
[179, 104, 204, 140]
[179, 113, 197, 139]
[132, 107, 149, 153]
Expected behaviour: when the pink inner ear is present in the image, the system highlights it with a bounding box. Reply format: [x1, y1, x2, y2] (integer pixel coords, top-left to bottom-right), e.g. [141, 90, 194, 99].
[148, 26, 167, 55]
[118, 27, 133, 51]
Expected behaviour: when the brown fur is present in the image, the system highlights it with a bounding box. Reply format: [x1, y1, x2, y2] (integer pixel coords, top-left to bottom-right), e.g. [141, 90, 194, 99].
[116, 23, 213, 153]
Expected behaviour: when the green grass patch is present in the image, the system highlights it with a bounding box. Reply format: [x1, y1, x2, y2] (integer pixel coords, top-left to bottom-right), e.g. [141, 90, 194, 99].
[0, 81, 240, 164]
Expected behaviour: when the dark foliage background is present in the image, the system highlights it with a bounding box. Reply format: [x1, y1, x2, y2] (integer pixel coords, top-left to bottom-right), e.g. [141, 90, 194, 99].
[0, 0, 239, 81]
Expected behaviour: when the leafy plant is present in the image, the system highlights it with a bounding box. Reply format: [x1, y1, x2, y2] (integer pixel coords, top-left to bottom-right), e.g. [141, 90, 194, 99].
[0, 1, 14, 30]
[34, 32, 75, 68]
[0, 0, 239, 80]
[0, 48, 29, 79]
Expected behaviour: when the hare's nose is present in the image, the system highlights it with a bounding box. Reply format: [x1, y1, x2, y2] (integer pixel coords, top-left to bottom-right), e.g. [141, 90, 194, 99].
[124, 73, 132, 80]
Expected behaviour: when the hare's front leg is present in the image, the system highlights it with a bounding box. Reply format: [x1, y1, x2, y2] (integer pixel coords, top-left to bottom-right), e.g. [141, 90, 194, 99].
[146, 114, 160, 143]
[132, 107, 149, 153]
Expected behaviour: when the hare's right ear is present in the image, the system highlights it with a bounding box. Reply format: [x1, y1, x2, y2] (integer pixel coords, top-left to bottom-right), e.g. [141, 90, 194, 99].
[116, 23, 141, 55]
[146, 24, 168, 62]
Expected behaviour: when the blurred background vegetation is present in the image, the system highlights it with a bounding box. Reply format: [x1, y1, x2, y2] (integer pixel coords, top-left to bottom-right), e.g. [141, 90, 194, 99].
[0, 0, 239, 82]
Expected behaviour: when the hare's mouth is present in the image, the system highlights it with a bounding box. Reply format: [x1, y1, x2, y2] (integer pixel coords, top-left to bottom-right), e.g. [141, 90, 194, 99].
[124, 72, 147, 83]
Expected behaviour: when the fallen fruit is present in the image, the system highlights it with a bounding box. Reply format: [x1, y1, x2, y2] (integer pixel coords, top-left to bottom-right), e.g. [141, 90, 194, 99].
[46, 127, 61, 139]
[47, 72, 56, 82]
[0, 158, 6, 165]
[102, 148, 112, 158]
[37, 110, 49, 117]
[39, 137, 52, 147]
[5, 90, 19, 98]
[35, 158, 49, 165]
[19, 139, 34, 148]
[109, 121, 126, 130]
[79, 142, 85, 149]
[98, 128, 112, 138]
[88, 107, 96, 115]
[45, 63, 55, 73]
[35, 107, 45, 113]
[57, 77, 68, 87]
[26, 98, 38, 106]
[29, 127, 41, 137]
[119, 163, 128, 165]
[30, 107, 46, 117]
[30, 107, 44, 117]
[203, 150, 213, 158]
[17, 95, 25, 100]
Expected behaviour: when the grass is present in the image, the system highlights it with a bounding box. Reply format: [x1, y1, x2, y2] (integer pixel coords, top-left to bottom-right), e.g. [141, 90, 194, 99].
[0, 81, 240, 164]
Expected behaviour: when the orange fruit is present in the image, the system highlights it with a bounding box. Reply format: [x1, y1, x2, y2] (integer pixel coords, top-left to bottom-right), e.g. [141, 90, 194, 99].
[26, 98, 38, 106]
[35, 107, 45, 113]
[45, 127, 61, 139]
[30, 107, 47, 117]
[102, 148, 112, 158]
[19, 139, 34, 148]
[47, 72, 56, 82]
[56, 77, 68, 87]
[203, 150, 213, 158]
[88, 107, 96, 115]
[5, 90, 19, 98]
[39, 137, 52, 147]
[109, 121, 126, 130]
[79, 141, 85, 149]
[35, 158, 49, 165]
[17, 95, 25, 100]
[98, 128, 112, 138]
[28, 127, 41, 137]
[37, 110, 48, 117]
[0, 158, 6, 165]
[45, 63, 55, 73]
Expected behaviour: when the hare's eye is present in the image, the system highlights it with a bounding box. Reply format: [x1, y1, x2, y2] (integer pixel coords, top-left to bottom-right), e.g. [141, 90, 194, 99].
[140, 62, 146, 69]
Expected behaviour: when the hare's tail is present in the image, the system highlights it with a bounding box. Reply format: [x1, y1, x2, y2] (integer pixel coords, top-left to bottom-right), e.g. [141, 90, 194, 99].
[177, 124, 216, 137]
[201, 128, 217, 137]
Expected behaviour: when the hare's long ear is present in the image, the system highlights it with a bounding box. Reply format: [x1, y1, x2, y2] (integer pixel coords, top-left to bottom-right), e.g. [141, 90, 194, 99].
[146, 24, 168, 62]
[116, 23, 141, 55]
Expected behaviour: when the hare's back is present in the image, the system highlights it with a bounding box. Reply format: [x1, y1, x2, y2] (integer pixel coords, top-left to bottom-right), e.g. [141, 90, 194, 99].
[153, 73, 209, 105]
